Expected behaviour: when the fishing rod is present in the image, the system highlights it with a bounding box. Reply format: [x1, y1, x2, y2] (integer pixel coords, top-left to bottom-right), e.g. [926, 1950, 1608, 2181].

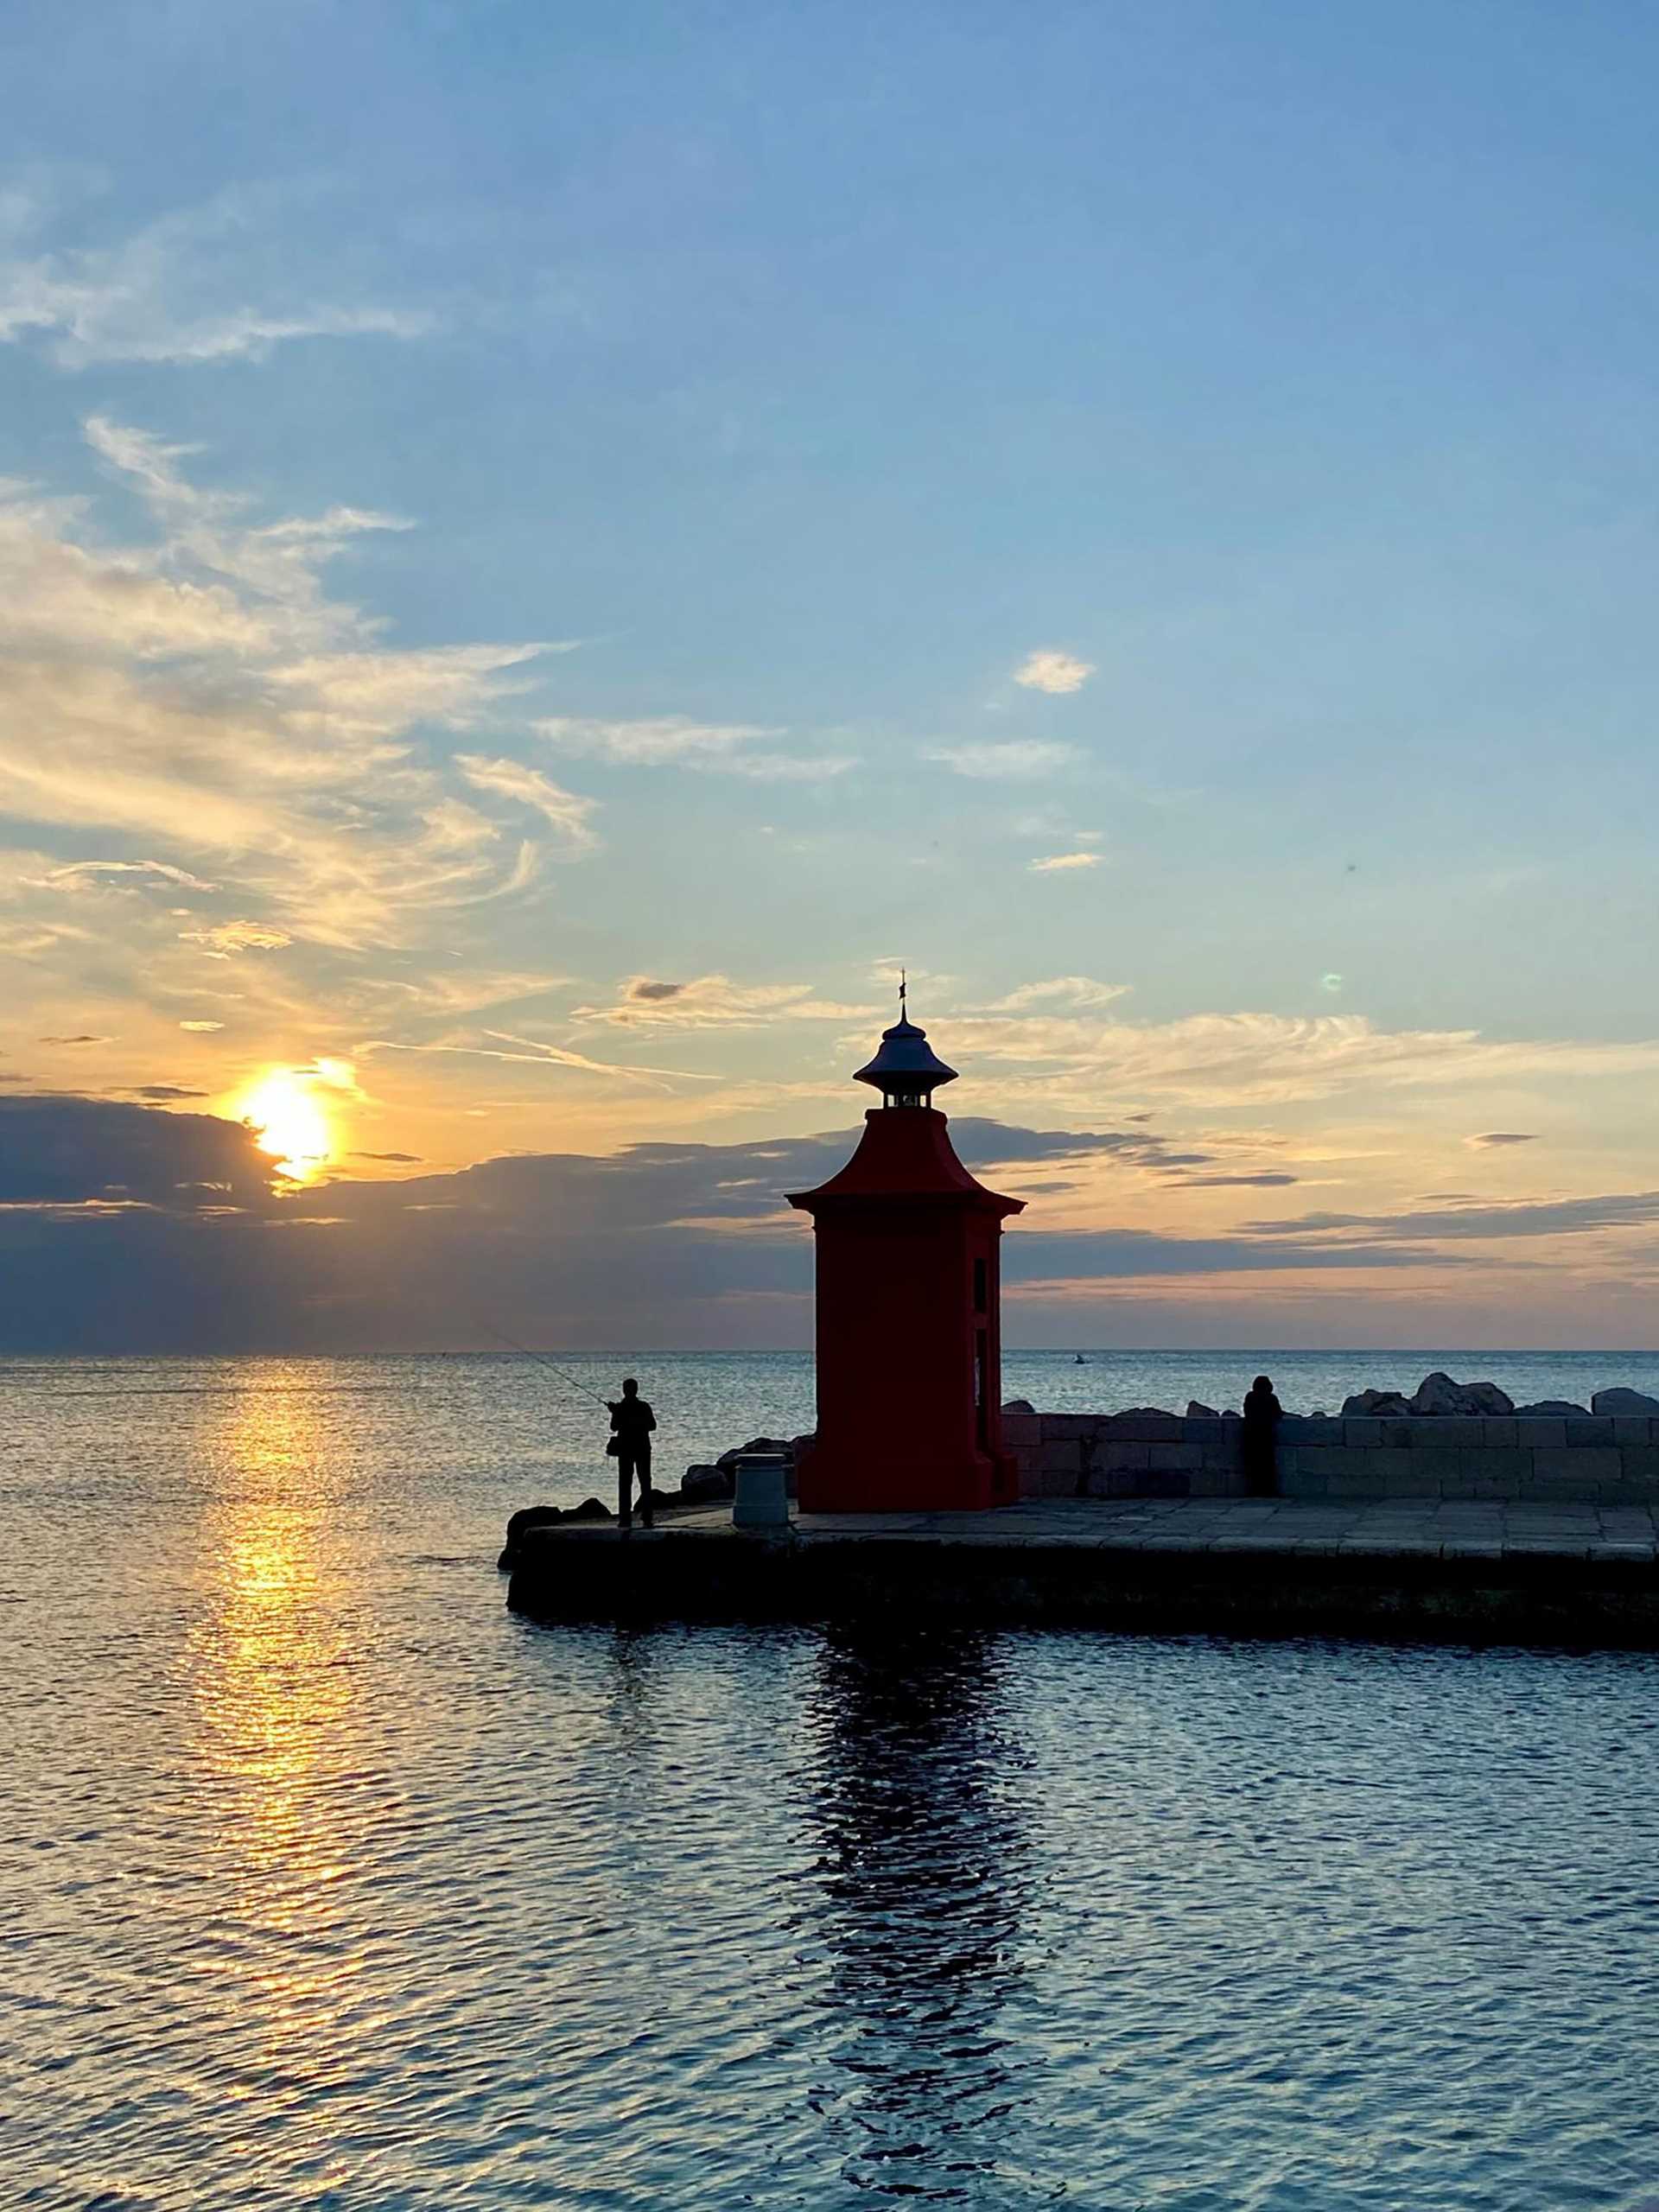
[474, 1319, 614, 1408]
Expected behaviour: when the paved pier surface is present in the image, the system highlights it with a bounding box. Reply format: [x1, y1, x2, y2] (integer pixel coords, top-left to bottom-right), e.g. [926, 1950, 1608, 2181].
[507, 1497, 1659, 1643]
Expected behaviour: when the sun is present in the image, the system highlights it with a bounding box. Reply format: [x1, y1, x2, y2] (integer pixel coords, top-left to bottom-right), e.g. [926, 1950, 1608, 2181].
[238, 1069, 334, 1181]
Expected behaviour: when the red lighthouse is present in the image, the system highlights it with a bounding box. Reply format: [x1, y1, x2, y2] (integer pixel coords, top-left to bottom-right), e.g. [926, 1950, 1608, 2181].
[788, 990, 1025, 1513]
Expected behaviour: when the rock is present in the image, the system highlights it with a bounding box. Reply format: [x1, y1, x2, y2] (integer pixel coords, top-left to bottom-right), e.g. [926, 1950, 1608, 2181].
[1408, 1372, 1515, 1417]
[565, 1496, 613, 1522]
[1116, 1406, 1175, 1420]
[680, 1464, 734, 1504]
[642, 1485, 677, 1515]
[497, 1502, 563, 1570]
[715, 1435, 794, 1471]
[1185, 1401, 1219, 1420]
[1340, 1389, 1414, 1417]
[1514, 1400, 1588, 1417]
[1003, 1398, 1036, 1414]
[1591, 1388, 1659, 1415]
[1222, 1408, 1241, 1420]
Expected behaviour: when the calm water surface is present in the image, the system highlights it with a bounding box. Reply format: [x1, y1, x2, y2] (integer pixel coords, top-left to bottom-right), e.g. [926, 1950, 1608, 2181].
[5, 1353, 1659, 2209]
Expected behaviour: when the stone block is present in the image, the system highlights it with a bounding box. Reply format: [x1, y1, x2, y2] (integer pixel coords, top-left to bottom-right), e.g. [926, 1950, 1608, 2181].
[1277, 1415, 1332, 1444]
[1456, 1446, 1527, 1486]
[1001, 1414, 1040, 1449]
[1036, 1467, 1080, 1498]
[1611, 1416, 1656, 1448]
[1201, 1432, 1243, 1468]
[1188, 1466, 1241, 1497]
[1513, 1418, 1567, 1449]
[1566, 1418, 1615, 1448]
[1406, 1417, 1465, 1447]
[1148, 1441, 1203, 1472]
[1102, 1441, 1152, 1471]
[1532, 1447, 1620, 1490]
[1104, 1413, 1183, 1442]
[1479, 1418, 1518, 1448]
[1614, 1447, 1659, 1496]
[1380, 1420, 1416, 1448]
[1039, 1440, 1082, 1476]
[1278, 1462, 1326, 1497]
[1343, 1418, 1383, 1446]
[1040, 1414, 1101, 1442]
[1392, 1447, 1459, 1488]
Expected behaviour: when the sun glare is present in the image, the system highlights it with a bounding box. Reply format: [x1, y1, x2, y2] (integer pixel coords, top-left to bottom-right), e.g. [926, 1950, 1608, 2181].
[239, 1071, 334, 1182]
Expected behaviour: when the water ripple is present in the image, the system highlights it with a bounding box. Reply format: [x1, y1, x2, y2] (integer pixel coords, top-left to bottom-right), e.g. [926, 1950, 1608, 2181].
[4, 1359, 1659, 2208]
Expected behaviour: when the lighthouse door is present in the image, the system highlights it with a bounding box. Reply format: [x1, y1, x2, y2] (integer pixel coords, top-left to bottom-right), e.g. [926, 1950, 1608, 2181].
[975, 1329, 989, 1449]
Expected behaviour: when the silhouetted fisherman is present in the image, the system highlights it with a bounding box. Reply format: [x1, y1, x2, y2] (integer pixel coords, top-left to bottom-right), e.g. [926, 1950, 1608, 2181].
[1241, 1373, 1282, 1497]
[608, 1376, 657, 1529]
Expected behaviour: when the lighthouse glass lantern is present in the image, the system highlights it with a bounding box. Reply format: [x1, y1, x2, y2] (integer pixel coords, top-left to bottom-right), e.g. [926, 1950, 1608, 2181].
[787, 994, 1025, 1513]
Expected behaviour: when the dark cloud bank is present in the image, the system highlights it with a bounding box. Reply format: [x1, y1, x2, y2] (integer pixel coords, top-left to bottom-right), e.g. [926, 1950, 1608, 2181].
[0, 1095, 1633, 1353]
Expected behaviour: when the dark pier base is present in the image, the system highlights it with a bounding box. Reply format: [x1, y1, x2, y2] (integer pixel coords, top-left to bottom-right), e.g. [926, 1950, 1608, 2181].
[505, 1500, 1659, 1648]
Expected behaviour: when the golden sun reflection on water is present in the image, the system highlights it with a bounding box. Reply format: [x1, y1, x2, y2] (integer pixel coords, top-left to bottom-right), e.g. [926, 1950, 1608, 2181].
[189, 1373, 365, 2047]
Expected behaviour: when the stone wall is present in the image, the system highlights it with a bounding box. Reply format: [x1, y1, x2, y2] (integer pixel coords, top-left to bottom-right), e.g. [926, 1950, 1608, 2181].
[1003, 1410, 1659, 1505]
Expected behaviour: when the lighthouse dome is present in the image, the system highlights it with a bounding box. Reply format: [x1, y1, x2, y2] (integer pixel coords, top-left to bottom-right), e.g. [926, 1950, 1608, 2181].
[854, 1014, 958, 1107]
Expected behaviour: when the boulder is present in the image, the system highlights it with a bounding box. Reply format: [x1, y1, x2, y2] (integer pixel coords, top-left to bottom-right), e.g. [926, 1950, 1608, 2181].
[680, 1464, 734, 1504]
[1591, 1388, 1659, 1416]
[498, 1502, 563, 1570]
[1116, 1406, 1176, 1420]
[1340, 1389, 1414, 1417]
[565, 1496, 613, 1522]
[1222, 1408, 1241, 1420]
[1408, 1372, 1515, 1417]
[715, 1435, 794, 1471]
[1002, 1398, 1036, 1414]
[1514, 1400, 1588, 1417]
[642, 1485, 678, 1515]
[1185, 1401, 1219, 1419]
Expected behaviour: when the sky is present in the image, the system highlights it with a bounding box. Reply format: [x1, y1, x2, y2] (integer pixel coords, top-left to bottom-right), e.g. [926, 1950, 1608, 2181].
[3, 0, 1658, 1351]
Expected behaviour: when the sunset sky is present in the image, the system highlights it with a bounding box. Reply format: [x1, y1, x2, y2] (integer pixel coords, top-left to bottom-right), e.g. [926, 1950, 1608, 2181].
[3, 1, 1659, 1350]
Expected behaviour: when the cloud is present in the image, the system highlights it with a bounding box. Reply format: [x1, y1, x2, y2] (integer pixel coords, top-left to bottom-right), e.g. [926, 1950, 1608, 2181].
[179, 1020, 226, 1033]
[1014, 649, 1095, 695]
[39, 860, 219, 893]
[927, 741, 1080, 779]
[925, 1007, 1659, 1111]
[985, 978, 1130, 1013]
[352, 1151, 423, 1164]
[0, 188, 431, 368]
[537, 715, 855, 782]
[1245, 1192, 1659, 1244]
[130, 1084, 209, 1101]
[177, 919, 293, 956]
[572, 975, 881, 1030]
[37, 1033, 109, 1045]
[1029, 852, 1100, 874]
[5, 1098, 1619, 1353]
[1469, 1132, 1539, 1148]
[454, 757, 599, 855]
[0, 422, 592, 953]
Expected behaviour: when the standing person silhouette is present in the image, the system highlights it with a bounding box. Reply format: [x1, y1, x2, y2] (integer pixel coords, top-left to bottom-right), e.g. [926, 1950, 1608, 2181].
[1241, 1373, 1283, 1497]
[608, 1376, 657, 1529]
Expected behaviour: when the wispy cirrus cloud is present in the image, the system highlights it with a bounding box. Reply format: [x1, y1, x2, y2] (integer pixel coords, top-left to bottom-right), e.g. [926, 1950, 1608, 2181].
[928, 740, 1080, 779]
[0, 420, 592, 957]
[572, 974, 880, 1029]
[537, 715, 855, 782]
[0, 185, 431, 367]
[1014, 648, 1095, 695]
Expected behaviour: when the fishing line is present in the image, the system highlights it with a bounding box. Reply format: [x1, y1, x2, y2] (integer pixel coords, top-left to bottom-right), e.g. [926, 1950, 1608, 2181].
[474, 1319, 614, 1407]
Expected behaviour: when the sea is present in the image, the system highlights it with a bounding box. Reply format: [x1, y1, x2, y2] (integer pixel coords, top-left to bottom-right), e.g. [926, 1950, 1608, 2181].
[5, 1349, 1659, 2210]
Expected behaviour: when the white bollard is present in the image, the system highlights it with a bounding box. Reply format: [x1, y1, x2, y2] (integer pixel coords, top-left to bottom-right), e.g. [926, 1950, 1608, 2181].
[732, 1453, 791, 1529]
